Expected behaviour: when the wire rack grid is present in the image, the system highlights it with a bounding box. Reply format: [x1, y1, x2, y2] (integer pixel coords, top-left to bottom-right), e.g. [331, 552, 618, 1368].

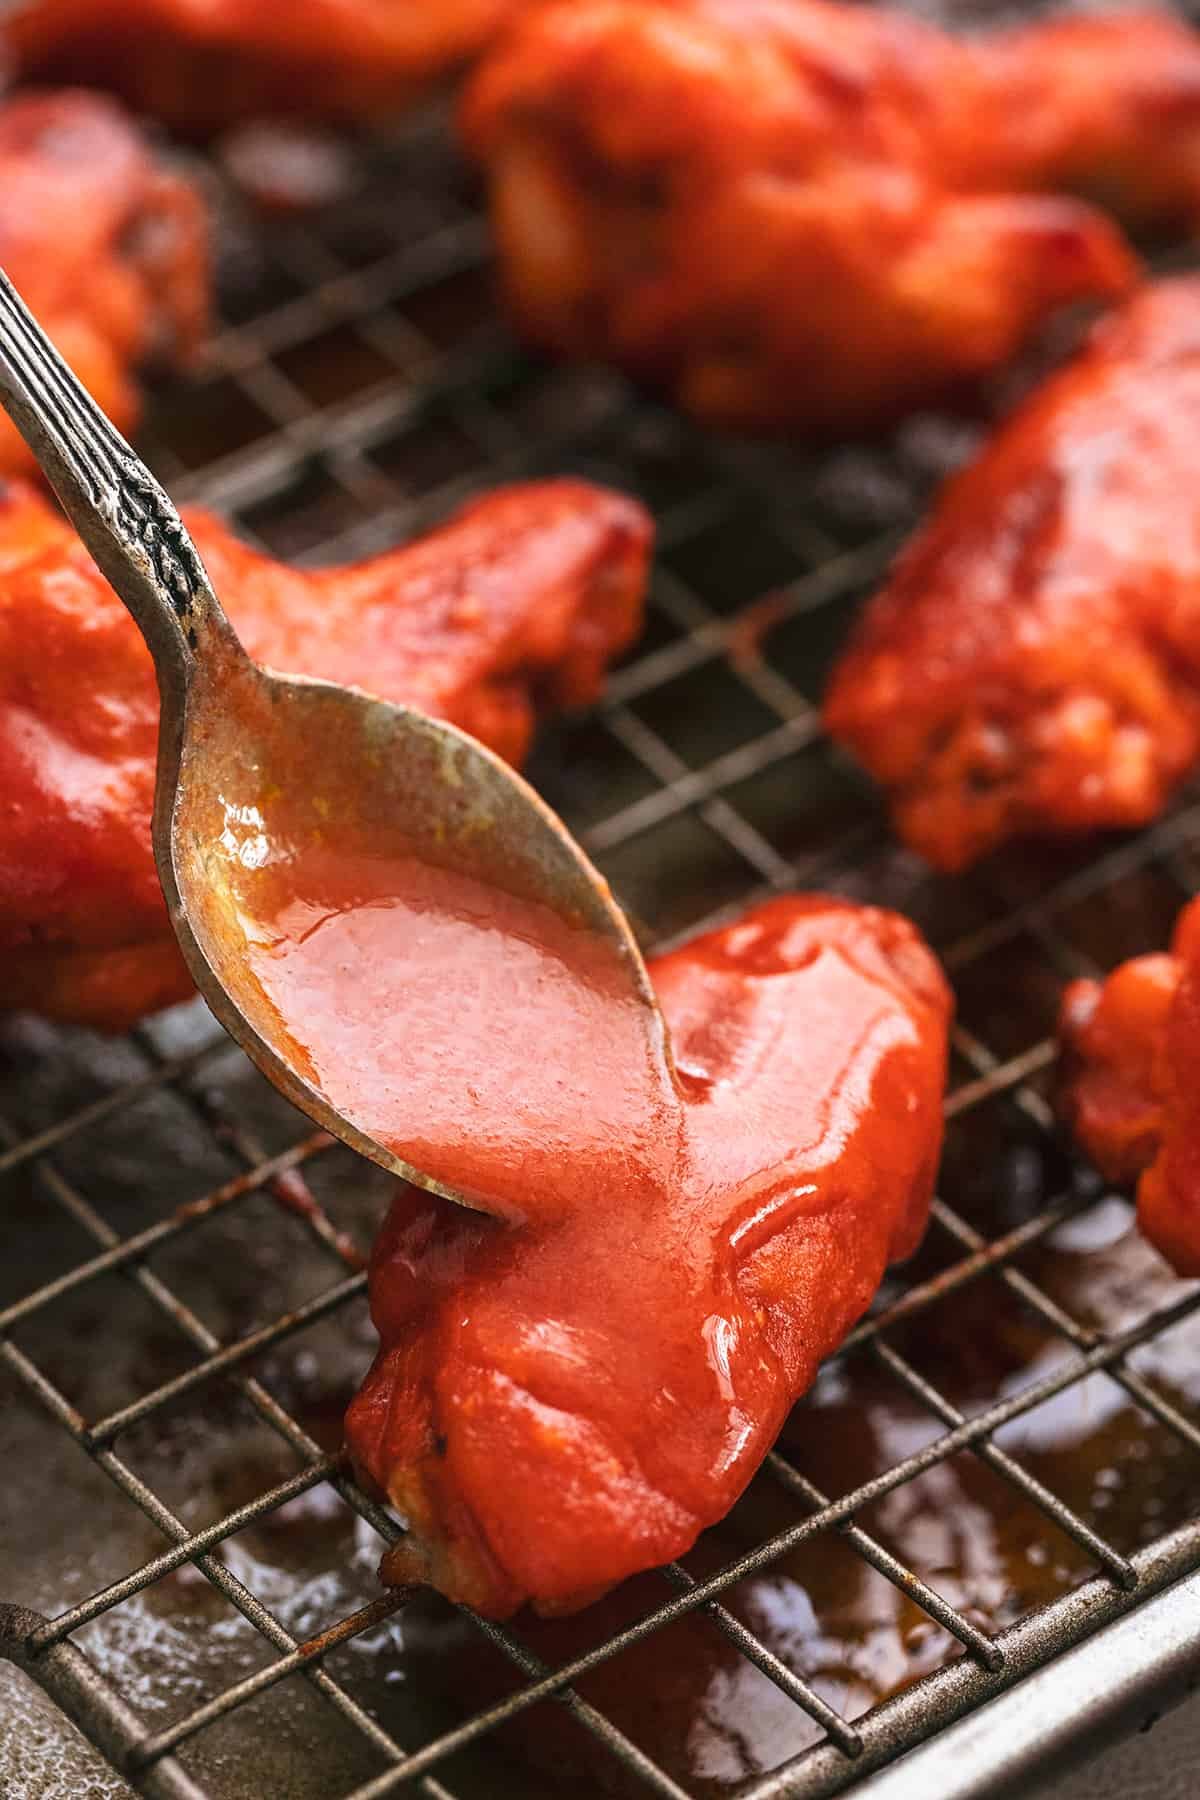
[4, 101, 1200, 1800]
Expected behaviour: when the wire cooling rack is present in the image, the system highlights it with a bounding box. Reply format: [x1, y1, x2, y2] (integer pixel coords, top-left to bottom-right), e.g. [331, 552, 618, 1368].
[4, 94, 1200, 1800]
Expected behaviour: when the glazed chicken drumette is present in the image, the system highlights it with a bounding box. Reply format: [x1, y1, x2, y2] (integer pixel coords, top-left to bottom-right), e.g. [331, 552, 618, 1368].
[826, 280, 1200, 870]
[347, 894, 951, 1618]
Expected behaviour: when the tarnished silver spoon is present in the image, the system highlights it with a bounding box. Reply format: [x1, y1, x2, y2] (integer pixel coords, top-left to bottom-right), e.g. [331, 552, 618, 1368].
[0, 270, 678, 1218]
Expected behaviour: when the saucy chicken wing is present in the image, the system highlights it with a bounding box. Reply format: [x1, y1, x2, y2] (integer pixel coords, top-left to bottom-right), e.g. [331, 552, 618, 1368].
[1059, 897, 1200, 1276]
[825, 279, 1200, 871]
[0, 479, 650, 1031]
[457, 0, 1200, 434]
[346, 893, 951, 1618]
[4, 0, 532, 133]
[0, 88, 208, 477]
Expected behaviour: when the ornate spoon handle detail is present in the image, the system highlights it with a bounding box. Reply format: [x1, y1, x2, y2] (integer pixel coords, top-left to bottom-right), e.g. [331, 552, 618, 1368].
[0, 266, 236, 682]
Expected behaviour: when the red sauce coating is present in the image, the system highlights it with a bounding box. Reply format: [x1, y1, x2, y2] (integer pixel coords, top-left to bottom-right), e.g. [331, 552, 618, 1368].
[242, 845, 680, 1221]
[345, 894, 951, 1618]
[1060, 896, 1200, 1276]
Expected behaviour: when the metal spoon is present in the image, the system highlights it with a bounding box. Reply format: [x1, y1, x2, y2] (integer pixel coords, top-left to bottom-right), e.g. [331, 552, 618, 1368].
[0, 269, 675, 1211]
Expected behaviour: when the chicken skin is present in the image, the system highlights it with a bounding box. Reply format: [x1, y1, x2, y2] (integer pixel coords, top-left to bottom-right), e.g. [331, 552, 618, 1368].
[825, 279, 1200, 871]
[455, 0, 1200, 435]
[1059, 897, 1200, 1277]
[0, 479, 650, 1032]
[346, 893, 951, 1618]
[0, 89, 208, 478]
[4, 0, 533, 134]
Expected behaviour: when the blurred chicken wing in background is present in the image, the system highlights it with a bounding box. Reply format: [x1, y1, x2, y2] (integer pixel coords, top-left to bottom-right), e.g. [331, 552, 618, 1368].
[0, 88, 207, 476]
[461, 0, 1200, 433]
[3, 0, 534, 132]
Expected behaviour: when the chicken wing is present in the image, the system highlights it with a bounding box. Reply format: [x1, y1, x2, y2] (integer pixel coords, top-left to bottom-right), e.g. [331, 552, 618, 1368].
[457, 0, 1200, 435]
[1059, 897, 1200, 1276]
[0, 89, 208, 478]
[0, 479, 650, 1031]
[825, 279, 1200, 871]
[346, 893, 950, 1618]
[4, 0, 532, 133]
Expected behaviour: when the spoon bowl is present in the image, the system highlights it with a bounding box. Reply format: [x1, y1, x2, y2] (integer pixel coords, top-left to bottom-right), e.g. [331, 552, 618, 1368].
[168, 645, 674, 1209]
[0, 269, 674, 1212]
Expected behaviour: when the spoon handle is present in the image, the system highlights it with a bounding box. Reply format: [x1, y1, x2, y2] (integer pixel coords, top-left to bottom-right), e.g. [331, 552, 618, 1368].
[0, 267, 237, 687]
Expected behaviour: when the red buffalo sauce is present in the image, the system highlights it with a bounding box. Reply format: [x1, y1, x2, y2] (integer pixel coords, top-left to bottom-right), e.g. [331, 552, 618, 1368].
[236, 840, 683, 1222]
